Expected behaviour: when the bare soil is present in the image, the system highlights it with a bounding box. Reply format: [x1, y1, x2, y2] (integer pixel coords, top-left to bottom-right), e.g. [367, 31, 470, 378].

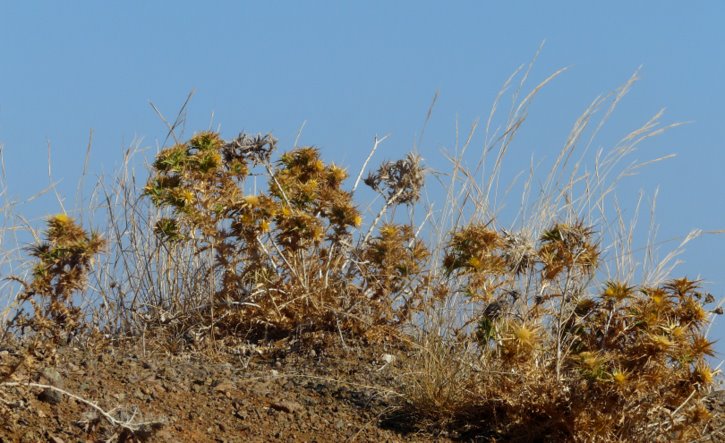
[0, 333, 448, 443]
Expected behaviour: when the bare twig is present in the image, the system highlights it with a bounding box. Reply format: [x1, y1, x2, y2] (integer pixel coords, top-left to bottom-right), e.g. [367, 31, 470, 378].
[2, 382, 165, 435]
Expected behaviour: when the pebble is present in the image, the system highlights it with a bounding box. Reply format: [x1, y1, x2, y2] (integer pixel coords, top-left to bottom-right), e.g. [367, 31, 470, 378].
[269, 400, 303, 414]
[37, 367, 63, 405]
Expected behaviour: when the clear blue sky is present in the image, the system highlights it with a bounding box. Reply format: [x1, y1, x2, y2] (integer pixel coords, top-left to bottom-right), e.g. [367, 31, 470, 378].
[1, 2, 724, 347]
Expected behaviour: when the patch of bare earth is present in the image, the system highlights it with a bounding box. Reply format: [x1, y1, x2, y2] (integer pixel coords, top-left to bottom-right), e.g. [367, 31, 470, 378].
[0, 333, 449, 442]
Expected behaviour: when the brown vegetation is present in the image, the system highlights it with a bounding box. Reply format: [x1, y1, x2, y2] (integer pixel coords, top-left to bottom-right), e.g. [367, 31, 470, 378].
[1, 67, 723, 442]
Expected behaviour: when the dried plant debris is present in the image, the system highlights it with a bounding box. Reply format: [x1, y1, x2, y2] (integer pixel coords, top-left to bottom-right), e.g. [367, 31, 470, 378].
[364, 153, 425, 205]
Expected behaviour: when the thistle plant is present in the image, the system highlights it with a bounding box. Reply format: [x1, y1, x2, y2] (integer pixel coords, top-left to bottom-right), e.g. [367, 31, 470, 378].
[12, 214, 105, 354]
[145, 132, 370, 337]
[401, 208, 720, 440]
[358, 223, 430, 325]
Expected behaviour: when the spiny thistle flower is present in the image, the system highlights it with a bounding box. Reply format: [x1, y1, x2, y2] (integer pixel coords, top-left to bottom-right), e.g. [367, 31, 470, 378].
[642, 286, 670, 309]
[664, 277, 701, 297]
[601, 281, 635, 303]
[690, 335, 717, 358]
[692, 362, 715, 385]
[611, 368, 630, 385]
[222, 132, 277, 167]
[500, 229, 537, 275]
[512, 323, 537, 348]
[364, 153, 425, 205]
[443, 224, 520, 304]
[538, 221, 599, 281]
[577, 351, 607, 380]
[444, 226, 503, 273]
[359, 223, 430, 323]
[494, 320, 540, 362]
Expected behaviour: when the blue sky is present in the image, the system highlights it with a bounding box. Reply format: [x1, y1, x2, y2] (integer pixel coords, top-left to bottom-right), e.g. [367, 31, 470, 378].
[1, 2, 724, 347]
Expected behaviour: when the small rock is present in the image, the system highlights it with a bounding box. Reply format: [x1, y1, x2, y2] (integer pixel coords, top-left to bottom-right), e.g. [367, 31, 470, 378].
[40, 367, 62, 385]
[250, 382, 272, 398]
[213, 381, 236, 396]
[37, 367, 63, 404]
[37, 388, 62, 405]
[269, 400, 303, 414]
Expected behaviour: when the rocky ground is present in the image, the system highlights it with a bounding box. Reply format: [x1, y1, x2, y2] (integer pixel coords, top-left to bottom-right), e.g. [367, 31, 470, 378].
[0, 332, 449, 442]
[1, 332, 724, 442]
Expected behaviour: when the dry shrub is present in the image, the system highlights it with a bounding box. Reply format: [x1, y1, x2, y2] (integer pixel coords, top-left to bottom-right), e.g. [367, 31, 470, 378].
[144, 131, 428, 340]
[392, 65, 722, 441]
[397, 212, 720, 434]
[8, 215, 105, 364]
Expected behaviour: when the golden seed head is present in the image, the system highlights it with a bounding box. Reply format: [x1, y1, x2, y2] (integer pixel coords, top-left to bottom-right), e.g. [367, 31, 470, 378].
[51, 213, 72, 224]
[467, 256, 482, 269]
[513, 324, 536, 347]
[352, 214, 362, 227]
[693, 363, 714, 385]
[612, 370, 628, 385]
[244, 195, 260, 207]
[259, 219, 270, 233]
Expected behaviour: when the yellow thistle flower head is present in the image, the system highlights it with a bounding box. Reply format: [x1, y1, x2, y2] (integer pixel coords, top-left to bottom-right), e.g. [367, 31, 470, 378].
[51, 213, 72, 224]
[693, 363, 715, 385]
[513, 324, 537, 348]
[612, 369, 628, 385]
[352, 214, 362, 227]
[244, 195, 260, 207]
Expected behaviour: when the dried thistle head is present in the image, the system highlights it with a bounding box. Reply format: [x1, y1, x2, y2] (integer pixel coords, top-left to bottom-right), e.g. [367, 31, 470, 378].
[601, 281, 636, 304]
[443, 224, 513, 302]
[538, 221, 599, 281]
[498, 320, 540, 361]
[500, 229, 536, 275]
[358, 223, 430, 324]
[273, 146, 360, 248]
[443, 225, 504, 275]
[222, 132, 277, 166]
[692, 362, 715, 385]
[364, 153, 425, 205]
